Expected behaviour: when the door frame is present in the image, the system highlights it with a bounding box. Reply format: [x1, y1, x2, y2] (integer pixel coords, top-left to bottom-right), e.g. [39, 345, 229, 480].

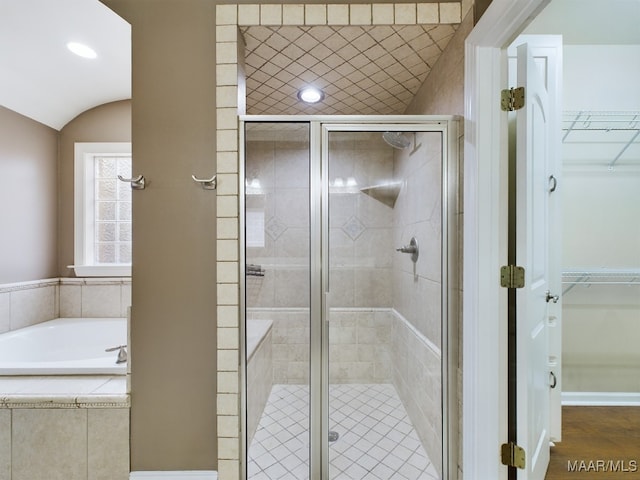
[462, 0, 550, 478]
[239, 115, 459, 480]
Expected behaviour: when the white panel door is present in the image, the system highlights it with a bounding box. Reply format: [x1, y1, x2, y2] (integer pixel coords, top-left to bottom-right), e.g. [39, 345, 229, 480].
[515, 42, 551, 480]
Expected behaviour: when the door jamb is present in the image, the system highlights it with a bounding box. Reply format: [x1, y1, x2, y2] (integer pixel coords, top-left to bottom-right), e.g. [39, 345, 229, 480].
[462, 0, 549, 478]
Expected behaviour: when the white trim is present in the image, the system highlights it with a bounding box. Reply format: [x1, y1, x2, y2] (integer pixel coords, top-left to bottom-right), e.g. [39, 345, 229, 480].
[130, 472, 217, 480]
[562, 392, 640, 406]
[463, 0, 549, 478]
[73, 142, 132, 277]
[70, 264, 132, 277]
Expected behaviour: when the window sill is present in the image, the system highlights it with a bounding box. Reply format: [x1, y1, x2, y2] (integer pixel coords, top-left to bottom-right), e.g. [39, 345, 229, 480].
[69, 265, 132, 277]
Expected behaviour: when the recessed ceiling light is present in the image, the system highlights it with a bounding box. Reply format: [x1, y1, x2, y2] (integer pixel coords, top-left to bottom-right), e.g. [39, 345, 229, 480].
[297, 86, 324, 104]
[67, 42, 97, 59]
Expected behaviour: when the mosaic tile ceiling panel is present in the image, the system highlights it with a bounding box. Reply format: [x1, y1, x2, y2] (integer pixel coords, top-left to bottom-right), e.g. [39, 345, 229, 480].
[241, 24, 459, 116]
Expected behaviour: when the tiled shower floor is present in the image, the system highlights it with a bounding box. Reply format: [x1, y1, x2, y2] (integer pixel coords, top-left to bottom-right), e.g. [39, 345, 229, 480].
[248, 383, 440, 480]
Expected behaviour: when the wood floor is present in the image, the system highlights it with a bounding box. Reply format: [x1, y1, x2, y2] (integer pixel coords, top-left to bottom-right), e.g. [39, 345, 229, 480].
[545, 406, 640, 479]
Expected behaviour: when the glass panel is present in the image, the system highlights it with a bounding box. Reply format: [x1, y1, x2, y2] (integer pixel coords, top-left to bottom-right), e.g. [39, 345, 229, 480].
[94, 155, 132, 264]
[245, 123, 311, 480]
[327, 129, 444, 480]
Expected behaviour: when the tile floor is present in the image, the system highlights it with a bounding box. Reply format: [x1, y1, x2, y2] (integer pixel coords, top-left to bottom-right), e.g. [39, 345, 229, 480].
[248, 383, 440, 480]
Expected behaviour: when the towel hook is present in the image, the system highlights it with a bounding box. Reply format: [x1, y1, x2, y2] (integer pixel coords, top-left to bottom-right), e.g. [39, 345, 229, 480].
[117, 174, 146, 190]
[192, 174, 217, 190]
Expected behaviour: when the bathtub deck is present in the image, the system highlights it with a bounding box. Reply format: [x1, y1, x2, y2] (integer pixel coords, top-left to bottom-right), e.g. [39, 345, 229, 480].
[0, 375, 126, 397]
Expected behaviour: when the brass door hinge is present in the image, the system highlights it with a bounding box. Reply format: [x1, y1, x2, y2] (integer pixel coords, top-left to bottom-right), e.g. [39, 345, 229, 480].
[501, 87, 525, 111]
[501, 442, 526, 469]
[501, 265, 525, 288]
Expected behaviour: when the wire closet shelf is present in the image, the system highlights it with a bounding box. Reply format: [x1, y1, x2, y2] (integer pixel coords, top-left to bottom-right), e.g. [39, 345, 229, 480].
[562, 110, 640, 170]
[562, 269, 640, 295]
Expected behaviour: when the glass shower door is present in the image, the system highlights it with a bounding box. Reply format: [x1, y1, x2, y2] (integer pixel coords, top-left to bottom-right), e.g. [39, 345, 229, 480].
[324, 126, 445, 480]
[242, 118, 456, 480]
[244, 122, 312, 480]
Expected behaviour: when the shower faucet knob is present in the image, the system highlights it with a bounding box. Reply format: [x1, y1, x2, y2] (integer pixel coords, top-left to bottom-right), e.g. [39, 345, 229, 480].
[396, 237, 419, 262]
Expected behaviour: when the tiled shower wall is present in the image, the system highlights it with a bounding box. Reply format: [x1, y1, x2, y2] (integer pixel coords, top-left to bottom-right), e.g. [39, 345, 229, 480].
[0, 278, 130, 335]
[245, 131, 395, 385]
[392, 131, 443, 347]
[247, 307, 392, 385]
[244, 134, 311, 311]
[390, 130, 446, 477]
[328, 133, 394, 309]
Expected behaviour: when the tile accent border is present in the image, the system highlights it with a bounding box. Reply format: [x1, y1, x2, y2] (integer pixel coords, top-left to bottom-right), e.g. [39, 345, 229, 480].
[215, 3, 469, 479]
[1, 395, 130, 409]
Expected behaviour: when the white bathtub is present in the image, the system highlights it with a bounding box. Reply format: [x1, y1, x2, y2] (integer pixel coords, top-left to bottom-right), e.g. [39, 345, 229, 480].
[0, 317, 127, 375]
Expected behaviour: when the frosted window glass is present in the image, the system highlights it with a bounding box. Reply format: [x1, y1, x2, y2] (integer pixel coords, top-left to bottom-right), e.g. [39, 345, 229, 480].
[94, 155, 132, 264]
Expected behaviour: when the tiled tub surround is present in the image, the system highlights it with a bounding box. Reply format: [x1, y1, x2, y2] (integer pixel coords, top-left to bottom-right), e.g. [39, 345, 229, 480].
[0, 279, 131, 479]
[0, 277, 131, 335]
[0, 376, 129, 480]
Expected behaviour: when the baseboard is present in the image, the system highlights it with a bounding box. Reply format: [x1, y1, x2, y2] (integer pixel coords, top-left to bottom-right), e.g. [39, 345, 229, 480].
[130, 472, 217, 480]
[562, 391, 640, 406]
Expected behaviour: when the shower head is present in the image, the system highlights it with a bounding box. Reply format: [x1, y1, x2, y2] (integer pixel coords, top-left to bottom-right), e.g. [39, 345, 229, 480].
[382, 131, 411, 150]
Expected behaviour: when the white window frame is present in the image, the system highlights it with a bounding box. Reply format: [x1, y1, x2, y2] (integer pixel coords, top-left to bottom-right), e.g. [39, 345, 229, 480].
[73, 142, 132, 277]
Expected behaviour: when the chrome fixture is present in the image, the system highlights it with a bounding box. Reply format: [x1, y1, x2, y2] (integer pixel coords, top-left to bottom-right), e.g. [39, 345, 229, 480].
[328, 431, 339, 442]
[382, 131, 411, 150]
[192, 173, 217, 190]
[246, 263, 265, 277]
[105, 345, 128, 364]
[396, 236, 419, 263]
[117, 174, 146, 190]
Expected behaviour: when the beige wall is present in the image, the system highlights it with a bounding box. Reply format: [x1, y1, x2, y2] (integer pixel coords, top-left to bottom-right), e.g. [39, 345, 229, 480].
[0, 106, 58, 284]
[102, 0, 218, 472]
[58, 100, 132, 277]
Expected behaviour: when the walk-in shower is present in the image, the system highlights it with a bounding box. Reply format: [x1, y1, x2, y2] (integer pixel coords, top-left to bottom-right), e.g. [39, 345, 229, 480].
[240, 116, 459, 480]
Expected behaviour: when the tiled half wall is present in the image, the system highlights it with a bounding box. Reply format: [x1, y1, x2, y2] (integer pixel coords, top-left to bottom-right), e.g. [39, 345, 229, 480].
[0, 278, 131, 335]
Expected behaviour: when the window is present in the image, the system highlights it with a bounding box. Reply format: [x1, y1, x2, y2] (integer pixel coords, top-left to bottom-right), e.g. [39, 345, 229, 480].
[73, 142, 132, 276]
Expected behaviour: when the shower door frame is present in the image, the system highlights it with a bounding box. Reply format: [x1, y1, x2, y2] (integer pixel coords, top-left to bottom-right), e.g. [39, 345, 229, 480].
[239, 115, 459, 480]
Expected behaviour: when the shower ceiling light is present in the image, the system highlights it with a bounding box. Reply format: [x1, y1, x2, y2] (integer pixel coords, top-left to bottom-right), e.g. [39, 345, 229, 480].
[297, 86, 324, 104]
[67, 41, 97, 59]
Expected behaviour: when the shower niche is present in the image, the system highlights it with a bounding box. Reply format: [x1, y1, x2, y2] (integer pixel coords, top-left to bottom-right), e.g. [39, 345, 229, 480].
[240, 117, 459, 480]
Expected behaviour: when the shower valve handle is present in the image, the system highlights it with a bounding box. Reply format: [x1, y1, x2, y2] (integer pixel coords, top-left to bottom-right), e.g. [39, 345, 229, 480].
[396, 237, 419, 262]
